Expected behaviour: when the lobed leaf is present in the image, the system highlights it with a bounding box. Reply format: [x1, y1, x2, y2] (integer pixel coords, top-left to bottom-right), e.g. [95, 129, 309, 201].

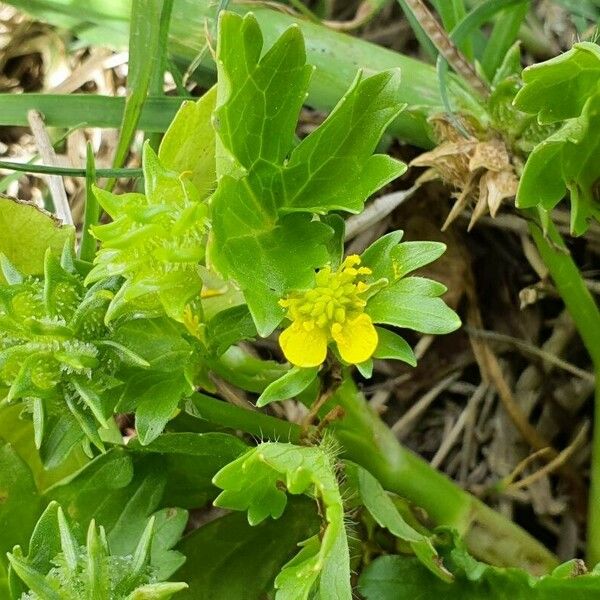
[213, 442, 352, 599]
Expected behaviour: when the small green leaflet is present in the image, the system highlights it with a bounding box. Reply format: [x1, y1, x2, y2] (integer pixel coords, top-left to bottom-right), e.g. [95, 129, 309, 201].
[209, 12, 406, 335]
[212, 441, 352, 599]
[345, 462, 452, 582]
[514, 42, 600, 235]
[257, 366, 319, 407]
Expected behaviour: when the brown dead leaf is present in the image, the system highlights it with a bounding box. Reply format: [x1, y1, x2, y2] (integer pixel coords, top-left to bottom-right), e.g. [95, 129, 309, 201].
[410, 118, 519, 230]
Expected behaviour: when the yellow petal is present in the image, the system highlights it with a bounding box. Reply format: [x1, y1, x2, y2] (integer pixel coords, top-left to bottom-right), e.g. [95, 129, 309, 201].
[331, 313, 378, 364]
[279, 323, 328, 368]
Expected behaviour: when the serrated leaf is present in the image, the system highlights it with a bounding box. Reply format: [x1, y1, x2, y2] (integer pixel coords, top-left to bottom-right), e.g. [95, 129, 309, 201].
[257, 366, 319, 407]
[210, 13, 406, 336]
[280, 70, 406, 214]
[0, 196, 74, 284]
[213, 442, 352, 599]
[214, 13, 311, 177]
[514, 42, 600, 123]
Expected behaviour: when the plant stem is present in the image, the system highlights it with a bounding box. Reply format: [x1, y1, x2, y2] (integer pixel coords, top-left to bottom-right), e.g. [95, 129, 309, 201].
[527, 212, 600, 565]
[189, 393, 302, 443]
[330, 377, 558, 574]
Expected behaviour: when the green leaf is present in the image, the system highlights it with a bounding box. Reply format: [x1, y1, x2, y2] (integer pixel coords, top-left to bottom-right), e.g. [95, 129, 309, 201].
[158, 86, 217, 198]
[45, 449, 135, 528]
[516, 96, 600, 235]
[134, 372, 191, 445]
[210, 13, 406, 335]
[0, 441, 40, 579]
[358, 553, 600, 599]
[213, 442, 352, 599]
[280, 71, 406, 214]
[360, 233, 447, 285]
[372, 327, 416, 366]
[514, 42, 600, 123]
[210, 192, 332, 335]
[175, 499, 319, 600]
[206, 305, 258, 357]
[367, 280, 461, 335]
[126, 433, 247, 508]
[214, 13, 312, 177]
[257, 367, 319, 407]
[346, 463, 451, 582]
[0, 196, 74, 284]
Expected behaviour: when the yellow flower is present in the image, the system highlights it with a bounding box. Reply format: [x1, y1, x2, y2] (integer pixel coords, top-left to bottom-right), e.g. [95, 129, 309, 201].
[278, 255, 378, 367]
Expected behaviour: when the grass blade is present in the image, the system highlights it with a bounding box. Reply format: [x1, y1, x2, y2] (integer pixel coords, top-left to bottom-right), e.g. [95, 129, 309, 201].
[481, 2, 530, 79]
[0, 160, 141, 178]
[147, 0, 175, 151]
[0, 93, 184, 130]
[107, 0, 163, 190]
[79, 142, 99, 262]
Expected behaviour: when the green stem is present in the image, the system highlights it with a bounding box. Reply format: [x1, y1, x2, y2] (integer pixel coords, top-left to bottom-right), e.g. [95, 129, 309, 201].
[331, 377, 558, 575]
[190, 393, 302, 443]
[527, 212, 600, 565]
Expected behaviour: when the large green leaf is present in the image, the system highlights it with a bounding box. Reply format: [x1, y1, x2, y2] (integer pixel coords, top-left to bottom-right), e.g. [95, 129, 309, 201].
[0, 196, 74, 284]
[514, 42, 600, 123]
[126, 433, 247, 508]
[209, 12, 406, 335]
[175, 499, 319, 600]
[516, 96, 600, 235]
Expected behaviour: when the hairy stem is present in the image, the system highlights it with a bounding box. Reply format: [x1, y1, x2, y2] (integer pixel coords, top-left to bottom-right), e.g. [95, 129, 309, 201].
[527, 213, 600, 565]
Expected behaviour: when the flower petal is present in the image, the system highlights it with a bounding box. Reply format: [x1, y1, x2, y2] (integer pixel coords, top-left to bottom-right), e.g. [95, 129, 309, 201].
[332, 313, 378, 364]
[279, 323, 328, 368]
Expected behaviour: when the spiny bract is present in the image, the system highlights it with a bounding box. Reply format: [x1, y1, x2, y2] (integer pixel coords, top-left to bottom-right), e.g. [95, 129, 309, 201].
[86, 143, 208, 327]
[0, 243, 146, 452]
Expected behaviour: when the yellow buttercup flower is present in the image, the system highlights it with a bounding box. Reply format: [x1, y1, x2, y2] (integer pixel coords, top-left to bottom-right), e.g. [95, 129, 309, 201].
[278, 255, 378, 367]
